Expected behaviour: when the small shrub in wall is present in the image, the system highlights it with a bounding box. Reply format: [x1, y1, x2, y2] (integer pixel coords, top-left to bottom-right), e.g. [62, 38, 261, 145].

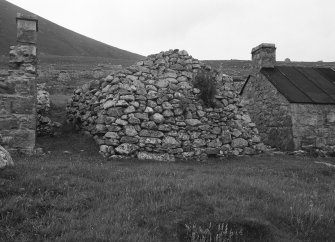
[193, 69, 217, 107]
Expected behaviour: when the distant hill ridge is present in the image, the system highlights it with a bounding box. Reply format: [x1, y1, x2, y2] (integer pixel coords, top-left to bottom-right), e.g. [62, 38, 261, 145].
[0, 0, 143, 60]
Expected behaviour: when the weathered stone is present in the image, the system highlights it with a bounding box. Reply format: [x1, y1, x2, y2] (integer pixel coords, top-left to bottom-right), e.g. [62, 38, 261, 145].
[99, 145, 110, 154]
[162, 102, 173, 109]
[185, 119, 201, 126]
[208, 139, 223, 148]
[243, 147, 255, 155]
[145, 107, 154, 113]
[128, 116, 140, 124]
[124, 105, 136, 114]
[0, 145, 14, 169]
[147, 100, 157, 108]
[107, 107, 123, 117]
[115, 143, 139, 155]
[107, 125, 122, 132]
[241, 114, 252, 122]
[120, 136, 138, 144]
[192, 139, 206, 147]
[139, 129, 164, 138]
[115, 100, 129, 107]
[162, 136, 181, 148]
[124, 125, 138, 136]
[221, 132, 232, 144]
[152, 113, 165, 123]
[137, 152, 175, 162]
[255, 143, 267, 152]
[156, 79, 169, 88]
[141, 121, 157, 130]
[96, 124, 106, 133]
[154, 124, 169, 132]
[147, 90, 158, 100]
[232, 129, 242, 137]
[162, 110, 174, 117]
[231, 138, 248, 148]
[104, 132, 119, 139]
[140, 137, 162, 145]
[103, 100, 116, 109]
[251, 135, 261, 143]
[211, 127, 221, 134]
[115, 119, 128, 126]
[134, 113, 149, 120]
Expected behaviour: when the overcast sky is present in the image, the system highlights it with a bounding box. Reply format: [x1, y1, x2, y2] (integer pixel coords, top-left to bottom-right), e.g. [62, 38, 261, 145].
[6, 0, 335, 61]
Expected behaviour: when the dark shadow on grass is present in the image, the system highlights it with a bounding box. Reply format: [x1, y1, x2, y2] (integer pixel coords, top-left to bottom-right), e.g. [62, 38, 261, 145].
[36, 128, 100, 158]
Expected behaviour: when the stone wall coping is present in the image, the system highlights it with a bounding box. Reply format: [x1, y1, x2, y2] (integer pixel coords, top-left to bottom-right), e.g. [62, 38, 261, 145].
[251, 43, 276, 54]
[16, 13, 38, 31]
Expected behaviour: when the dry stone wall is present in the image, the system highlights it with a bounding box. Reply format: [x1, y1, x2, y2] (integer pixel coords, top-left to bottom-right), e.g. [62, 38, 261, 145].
[67, 50, 265, 161]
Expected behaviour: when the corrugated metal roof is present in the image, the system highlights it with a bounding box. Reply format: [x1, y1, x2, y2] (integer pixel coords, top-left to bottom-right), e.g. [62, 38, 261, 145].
[260, 66, 335, 104]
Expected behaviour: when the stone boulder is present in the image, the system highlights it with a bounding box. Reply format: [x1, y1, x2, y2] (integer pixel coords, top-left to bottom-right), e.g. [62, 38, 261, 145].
[0, 145, 14, 169]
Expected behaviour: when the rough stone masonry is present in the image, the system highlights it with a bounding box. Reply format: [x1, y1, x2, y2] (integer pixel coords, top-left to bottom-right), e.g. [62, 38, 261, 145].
[0, 14, 38, 154]
[67, 49, 265, 161]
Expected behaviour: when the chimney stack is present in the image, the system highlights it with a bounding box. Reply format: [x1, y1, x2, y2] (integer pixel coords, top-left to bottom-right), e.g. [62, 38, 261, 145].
[251, 43, 276, 72]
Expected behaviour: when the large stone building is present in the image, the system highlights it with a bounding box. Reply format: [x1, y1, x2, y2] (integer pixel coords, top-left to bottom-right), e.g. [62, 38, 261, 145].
[241, 43, 335, 152]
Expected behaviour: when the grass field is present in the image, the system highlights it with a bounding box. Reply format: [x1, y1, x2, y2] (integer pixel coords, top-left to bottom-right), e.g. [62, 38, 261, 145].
[1, 131, 335, 241]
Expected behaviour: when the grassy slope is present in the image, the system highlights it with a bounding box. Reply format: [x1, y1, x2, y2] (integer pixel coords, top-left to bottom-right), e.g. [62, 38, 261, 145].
[0, 0, 143, 60]
[1, 132, 334, 241]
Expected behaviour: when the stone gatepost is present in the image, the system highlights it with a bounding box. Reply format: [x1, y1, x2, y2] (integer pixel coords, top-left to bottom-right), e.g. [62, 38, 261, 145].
[0, 13, 38, 154]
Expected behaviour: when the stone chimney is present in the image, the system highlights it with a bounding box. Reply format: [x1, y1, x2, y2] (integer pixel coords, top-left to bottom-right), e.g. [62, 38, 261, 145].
[251, 43, 276, 72]
[0, 13, 38, 154]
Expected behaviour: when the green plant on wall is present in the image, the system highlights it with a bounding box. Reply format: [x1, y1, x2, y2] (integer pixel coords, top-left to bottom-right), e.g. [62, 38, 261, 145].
[193, 69, 217, 107]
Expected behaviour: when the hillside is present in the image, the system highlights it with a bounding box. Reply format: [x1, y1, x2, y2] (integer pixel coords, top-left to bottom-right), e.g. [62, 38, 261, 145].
[0, 0, 143, 60]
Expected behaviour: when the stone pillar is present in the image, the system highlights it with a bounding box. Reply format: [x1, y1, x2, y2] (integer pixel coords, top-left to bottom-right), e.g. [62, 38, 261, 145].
[251, 43, 276, 73]
[0, 13, 38, 154]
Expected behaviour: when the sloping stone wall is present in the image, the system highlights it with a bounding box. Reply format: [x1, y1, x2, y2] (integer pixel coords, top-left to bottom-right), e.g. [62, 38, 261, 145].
[241, 74, 294, 150]
[67, 50, 265, 161]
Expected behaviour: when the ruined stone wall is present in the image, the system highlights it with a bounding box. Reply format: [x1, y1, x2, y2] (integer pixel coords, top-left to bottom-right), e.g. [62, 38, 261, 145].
[67, 50, 265, 161]
[0, 14, 37, 154]
[37, 66, 122, 95]
[291, 104, 335, 152]
[241, 74, 294, 150]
